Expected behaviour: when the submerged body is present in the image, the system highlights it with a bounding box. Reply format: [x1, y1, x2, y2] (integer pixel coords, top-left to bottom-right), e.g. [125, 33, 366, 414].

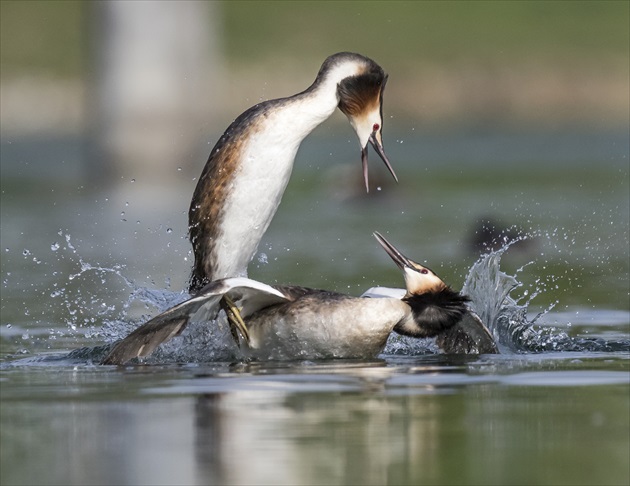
[102, 233, 498, 365]
[189, 52, 396, 291]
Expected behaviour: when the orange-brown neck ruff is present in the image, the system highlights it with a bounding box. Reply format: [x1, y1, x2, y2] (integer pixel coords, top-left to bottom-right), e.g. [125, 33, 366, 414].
[337, 71, 386, 118]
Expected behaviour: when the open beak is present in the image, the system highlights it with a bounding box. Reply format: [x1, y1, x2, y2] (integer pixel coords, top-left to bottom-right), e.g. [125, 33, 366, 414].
[361, 131, 398, 193]
[373, 231, 413, 270]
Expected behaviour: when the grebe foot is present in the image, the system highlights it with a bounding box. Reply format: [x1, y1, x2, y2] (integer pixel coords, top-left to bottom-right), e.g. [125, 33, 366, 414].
[221, 295, 250, 347]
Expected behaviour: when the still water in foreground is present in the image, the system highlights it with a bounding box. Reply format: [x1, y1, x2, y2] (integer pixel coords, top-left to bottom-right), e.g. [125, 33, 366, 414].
[1, 130, 629, 484]
[1, 355, 629, 485]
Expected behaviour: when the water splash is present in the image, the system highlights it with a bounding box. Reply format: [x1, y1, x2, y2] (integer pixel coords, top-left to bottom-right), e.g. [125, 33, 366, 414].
[383, 237, 629, 356]
[463, 240, 629, 354]
[462, 244, 520, 336]
[5, 232, 628, 367]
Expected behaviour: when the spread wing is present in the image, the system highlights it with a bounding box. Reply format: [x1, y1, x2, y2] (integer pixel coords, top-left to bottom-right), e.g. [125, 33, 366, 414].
[435, 310, 499, 354]
[101, 277, 291, 365]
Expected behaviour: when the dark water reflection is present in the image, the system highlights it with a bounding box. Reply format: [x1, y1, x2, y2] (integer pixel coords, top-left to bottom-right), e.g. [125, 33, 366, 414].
[1, 356, 629, 486]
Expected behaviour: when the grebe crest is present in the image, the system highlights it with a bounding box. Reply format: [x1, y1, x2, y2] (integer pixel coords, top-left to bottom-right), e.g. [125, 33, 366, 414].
[373, 231, 475, 339]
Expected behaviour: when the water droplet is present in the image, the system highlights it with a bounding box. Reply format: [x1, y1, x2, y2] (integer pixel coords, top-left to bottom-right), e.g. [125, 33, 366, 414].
[130, 179, 136, 183]
[22, 249, 31, 256]
[166, 228, 173, 234]
[51, 242, 60, 251]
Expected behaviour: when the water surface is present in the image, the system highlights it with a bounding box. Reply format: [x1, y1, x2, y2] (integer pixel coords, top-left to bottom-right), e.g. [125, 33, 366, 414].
[1, 129, 629, 485]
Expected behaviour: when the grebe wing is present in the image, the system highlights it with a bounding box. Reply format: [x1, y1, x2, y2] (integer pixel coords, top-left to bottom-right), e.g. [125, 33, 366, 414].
[435, 310, 499, 354]
[101, 277, 290, 365]
[219, 277, 293, 316]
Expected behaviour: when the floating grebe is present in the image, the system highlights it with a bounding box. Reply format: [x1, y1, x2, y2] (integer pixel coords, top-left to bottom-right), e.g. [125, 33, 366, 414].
[102, 232, 497, 365]
[188, 52, 397, 292]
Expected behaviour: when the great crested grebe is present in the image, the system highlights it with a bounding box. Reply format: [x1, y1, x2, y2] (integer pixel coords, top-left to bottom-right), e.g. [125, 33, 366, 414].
[102, 232, 498, 365]
[188, 52, 397, 292]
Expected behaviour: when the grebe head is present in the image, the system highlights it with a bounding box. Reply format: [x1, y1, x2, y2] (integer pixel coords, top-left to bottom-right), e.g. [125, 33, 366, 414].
[374, 231, 471, 338]
[373, 231, 447, 296]
[318, 53, 397, 191]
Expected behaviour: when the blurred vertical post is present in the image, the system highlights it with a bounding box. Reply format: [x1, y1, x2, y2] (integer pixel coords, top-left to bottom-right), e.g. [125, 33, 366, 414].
[87, 0, 222, 183]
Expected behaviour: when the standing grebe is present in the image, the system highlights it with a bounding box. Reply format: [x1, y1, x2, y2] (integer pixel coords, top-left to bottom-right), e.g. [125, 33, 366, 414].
[188, 52, 397, 292]
[102, 232, 497, 365]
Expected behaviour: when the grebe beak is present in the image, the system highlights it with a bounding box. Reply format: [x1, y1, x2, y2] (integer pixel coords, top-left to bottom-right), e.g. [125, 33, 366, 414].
[374, 231, 446, 295]
[373, 231, 413, 270]
[361, 129, 398, 193]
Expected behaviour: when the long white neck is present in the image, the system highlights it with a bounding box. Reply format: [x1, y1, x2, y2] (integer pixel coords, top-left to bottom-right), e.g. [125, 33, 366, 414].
[189, 59, 368, 290]
[279, 60, 366, 144]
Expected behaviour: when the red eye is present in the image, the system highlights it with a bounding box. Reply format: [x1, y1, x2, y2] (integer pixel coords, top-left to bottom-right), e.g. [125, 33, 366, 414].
[372, 123, 380, 132]
[420, 269, 428, 274]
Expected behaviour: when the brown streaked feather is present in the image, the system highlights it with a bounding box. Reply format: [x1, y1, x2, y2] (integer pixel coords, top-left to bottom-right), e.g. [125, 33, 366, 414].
[101, 316, 189, 365]
[188, 103, 273, 292]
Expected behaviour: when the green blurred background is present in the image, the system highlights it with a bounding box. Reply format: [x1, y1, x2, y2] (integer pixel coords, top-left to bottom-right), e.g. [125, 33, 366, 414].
[3, 0, 629, 71]
[1, 0, 628, 132]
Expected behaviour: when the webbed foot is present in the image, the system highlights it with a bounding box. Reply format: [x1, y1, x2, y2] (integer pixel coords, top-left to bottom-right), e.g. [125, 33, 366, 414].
[221, 295, 250, 348]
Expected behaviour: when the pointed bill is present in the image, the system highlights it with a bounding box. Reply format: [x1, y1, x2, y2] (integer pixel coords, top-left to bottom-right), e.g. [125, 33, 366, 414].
[361, 132, 398, 193]
[373, 231, 413, 270]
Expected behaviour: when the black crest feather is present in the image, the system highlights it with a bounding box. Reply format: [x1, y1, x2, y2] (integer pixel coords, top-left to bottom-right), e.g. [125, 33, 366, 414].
[397, 287, 471, 338]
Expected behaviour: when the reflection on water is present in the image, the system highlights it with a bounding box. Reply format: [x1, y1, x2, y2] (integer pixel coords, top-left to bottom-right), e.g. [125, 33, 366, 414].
[1, 357, 629, 486]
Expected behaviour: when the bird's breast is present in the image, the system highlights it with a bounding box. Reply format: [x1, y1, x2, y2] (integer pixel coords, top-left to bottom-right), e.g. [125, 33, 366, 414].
[212, 129, 300, 275]
[190, 94, 341, 283]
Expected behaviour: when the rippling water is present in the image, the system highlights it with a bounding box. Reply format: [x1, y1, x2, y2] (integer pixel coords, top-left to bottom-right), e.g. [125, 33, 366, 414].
[1, 130, 629, 485]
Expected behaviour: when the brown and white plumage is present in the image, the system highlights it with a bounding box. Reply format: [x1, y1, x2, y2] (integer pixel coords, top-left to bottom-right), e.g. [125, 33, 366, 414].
[101, 233, 498, 365]
[188, 52, 397, 292]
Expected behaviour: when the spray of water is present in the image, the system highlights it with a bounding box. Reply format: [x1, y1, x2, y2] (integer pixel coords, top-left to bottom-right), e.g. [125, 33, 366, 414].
[383, 234, 629, 356]
[462, 237, 629, 353]
[5, 231, 628, 366]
